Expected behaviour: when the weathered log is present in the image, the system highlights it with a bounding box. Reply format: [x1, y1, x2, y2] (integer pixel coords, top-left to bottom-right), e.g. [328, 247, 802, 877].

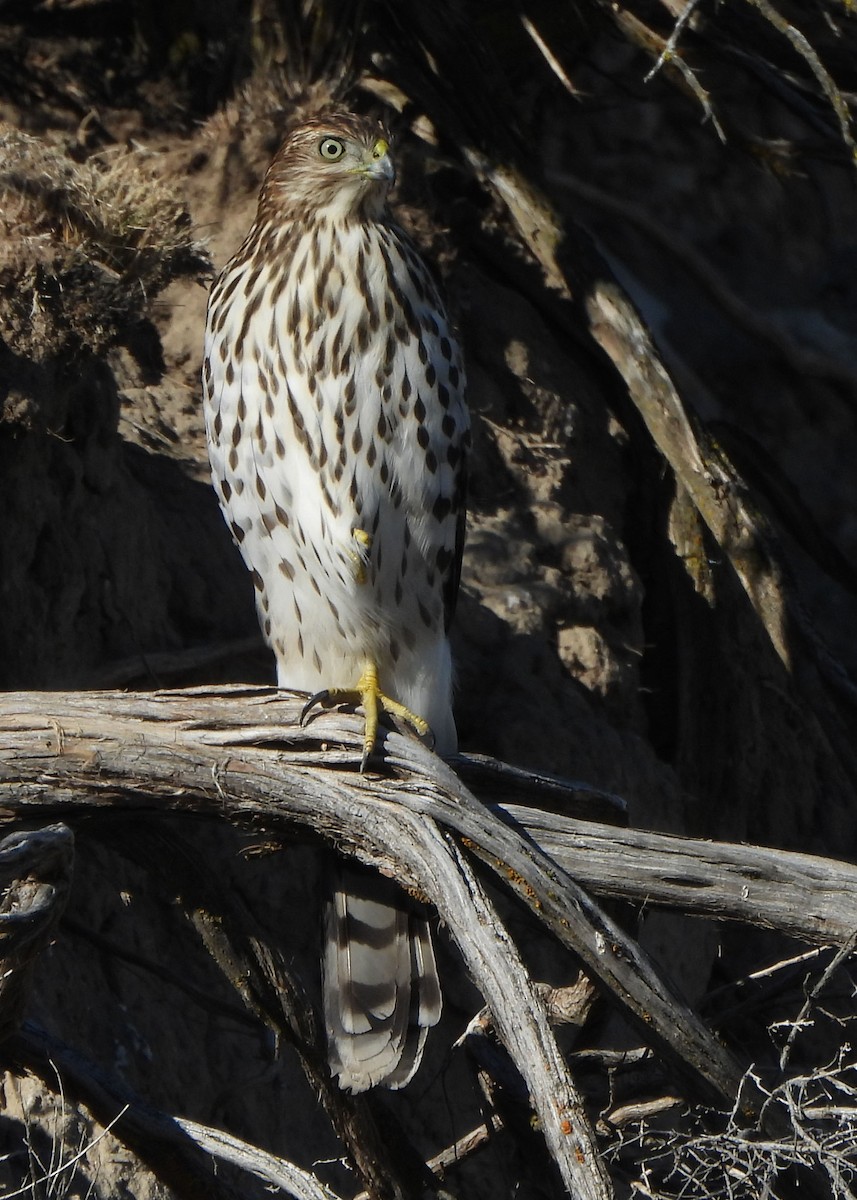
[498, 802, 857, 947]
[9, 684, 854, 1192]
[0, 687, 745, 1111]
[0, 686, 619, 1200]
[5, 714, 851, 954]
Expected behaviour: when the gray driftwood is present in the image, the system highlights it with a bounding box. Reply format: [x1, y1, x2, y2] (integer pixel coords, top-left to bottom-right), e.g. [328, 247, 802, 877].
[497, 802, 857, 947]
[2, 684, 853, 1196]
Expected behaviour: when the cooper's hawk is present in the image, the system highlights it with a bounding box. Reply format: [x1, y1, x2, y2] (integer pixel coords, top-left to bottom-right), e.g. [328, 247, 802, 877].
[202, 112, 469, 1091]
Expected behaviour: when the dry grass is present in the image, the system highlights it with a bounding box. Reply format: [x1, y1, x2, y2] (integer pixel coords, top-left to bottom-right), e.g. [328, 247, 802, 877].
[0, 130, 209, 361]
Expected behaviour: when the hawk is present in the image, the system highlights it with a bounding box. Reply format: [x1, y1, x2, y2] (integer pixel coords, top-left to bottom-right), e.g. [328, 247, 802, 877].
[202, 111, 469, 1091]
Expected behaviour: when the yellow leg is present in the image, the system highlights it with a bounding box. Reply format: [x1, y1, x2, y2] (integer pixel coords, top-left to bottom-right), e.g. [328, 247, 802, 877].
[300, 661, 432, 771]
[358, 662, 381, 769]
[349, 528, 372, 585]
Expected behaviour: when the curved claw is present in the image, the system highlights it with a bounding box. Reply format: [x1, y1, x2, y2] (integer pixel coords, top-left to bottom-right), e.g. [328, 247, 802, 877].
[299, 664, 433, 771]
[300, 689, 332, 727]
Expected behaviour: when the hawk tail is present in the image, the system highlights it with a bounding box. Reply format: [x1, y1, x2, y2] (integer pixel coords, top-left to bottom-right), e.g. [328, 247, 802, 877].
[323, 866, 441, 1092]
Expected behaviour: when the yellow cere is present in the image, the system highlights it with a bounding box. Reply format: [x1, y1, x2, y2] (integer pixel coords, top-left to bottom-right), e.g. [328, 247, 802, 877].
[372, 138, 389, 159]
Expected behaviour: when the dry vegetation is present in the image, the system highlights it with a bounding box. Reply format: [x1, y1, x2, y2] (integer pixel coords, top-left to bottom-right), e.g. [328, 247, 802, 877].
[0, 131, 207, 361]
[1, 1, 857, 1197]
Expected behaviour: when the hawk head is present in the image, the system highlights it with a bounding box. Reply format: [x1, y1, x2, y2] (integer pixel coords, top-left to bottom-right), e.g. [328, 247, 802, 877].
[259, 112, 395, 224]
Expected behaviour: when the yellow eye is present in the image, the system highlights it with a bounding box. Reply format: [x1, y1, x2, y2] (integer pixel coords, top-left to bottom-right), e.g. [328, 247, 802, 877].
[319, 137, 345, 161]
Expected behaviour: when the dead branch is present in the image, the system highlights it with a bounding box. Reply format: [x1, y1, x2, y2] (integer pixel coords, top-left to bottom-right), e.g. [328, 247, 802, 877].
[744, 0, 856, 159]
[3, 686, 856, 1194]
[9, 683, 857, 1191]
[409, 825, 611, 1198]
[585, 284, 857, 798]
[585, 282, 787, 673]
[0, 686, 744, 1109]
[777, 929, 857, 1073]
[0, 823, 74, 1042]
[0, 686, 622, 1199]
[609, 1053, 857, 1199]
[7, 1020, 244, 1200]
[355, 1116, 505, 1200]
[99, 821, 431, 1200]
[498, 801, 857, 947]
[8, 1019, 343, 1200]
[173, 1117, 345, 1200]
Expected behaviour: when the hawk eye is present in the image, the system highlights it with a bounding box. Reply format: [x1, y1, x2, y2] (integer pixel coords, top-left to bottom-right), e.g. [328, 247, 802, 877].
[318, 137, 345, 161]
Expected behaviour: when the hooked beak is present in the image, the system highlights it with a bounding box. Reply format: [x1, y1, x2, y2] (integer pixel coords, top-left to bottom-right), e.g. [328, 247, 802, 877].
[359, 137, 395, 184]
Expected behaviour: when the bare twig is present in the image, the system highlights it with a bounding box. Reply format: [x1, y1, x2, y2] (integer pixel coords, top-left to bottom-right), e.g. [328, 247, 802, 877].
[519, 15, 582, 98]
[777, 929, 857, 1072]
[645, 0, 707, 83]
[355, 1115, 505, 1200]
[742, 0, 856, 162]
[611, 1054, 857, 1198]
[604, 4, 725, 138]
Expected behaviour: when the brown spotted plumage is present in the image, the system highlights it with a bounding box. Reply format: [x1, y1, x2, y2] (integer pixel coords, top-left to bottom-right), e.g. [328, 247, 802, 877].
[202, 112, 468, 1091]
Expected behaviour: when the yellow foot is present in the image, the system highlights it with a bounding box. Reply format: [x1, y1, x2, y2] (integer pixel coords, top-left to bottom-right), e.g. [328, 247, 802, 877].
[300, 662, 432, 772]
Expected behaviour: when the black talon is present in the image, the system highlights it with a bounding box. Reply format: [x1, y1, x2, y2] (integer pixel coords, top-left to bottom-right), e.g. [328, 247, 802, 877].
[301, 689, 330, 725]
